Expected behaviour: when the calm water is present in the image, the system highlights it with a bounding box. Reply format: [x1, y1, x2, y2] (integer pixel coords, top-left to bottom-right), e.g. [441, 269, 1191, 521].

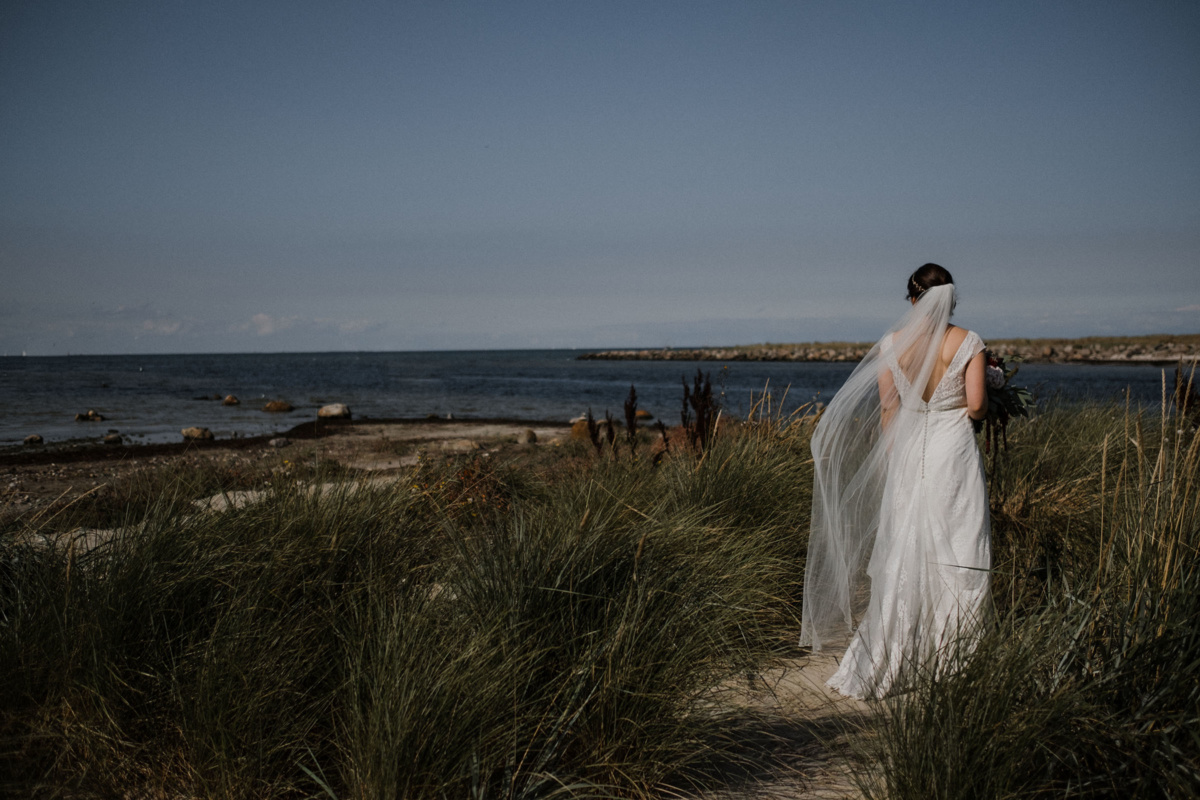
[0, 350, 1180, 446]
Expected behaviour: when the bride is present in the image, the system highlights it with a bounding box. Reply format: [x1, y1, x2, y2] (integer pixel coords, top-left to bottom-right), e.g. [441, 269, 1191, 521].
[799, 264, 991, 700]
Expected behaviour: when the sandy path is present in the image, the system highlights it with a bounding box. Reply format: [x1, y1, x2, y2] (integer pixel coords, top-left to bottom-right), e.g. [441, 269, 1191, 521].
[694, 649, 871, 799]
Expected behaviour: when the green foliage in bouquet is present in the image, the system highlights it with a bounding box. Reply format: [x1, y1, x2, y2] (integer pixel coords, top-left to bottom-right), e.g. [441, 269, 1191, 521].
[975, 350, 1035, 455]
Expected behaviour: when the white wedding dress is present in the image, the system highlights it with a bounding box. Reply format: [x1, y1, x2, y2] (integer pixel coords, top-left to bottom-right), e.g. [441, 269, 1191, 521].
[799, 284, 991, 700]
[825, 329, 990, 699]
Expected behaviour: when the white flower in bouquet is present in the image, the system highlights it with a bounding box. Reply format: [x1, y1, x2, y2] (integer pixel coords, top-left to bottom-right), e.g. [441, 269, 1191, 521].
[986, 364, 1006, 389]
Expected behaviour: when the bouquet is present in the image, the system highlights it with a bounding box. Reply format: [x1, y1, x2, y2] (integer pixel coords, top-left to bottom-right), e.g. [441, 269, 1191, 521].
[974, 349, 1034, 453]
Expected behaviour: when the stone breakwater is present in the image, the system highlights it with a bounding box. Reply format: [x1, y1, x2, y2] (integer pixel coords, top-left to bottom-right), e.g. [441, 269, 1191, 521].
[578, 335, 1200, 365]
[578, 345, 869, 363]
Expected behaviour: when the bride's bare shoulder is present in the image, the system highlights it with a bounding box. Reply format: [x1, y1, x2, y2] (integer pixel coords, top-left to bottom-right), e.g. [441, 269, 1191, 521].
[942, 325, 969, 359]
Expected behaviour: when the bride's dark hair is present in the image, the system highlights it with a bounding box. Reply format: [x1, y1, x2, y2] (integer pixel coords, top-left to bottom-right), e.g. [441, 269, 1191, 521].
[906, 263, 954, 301]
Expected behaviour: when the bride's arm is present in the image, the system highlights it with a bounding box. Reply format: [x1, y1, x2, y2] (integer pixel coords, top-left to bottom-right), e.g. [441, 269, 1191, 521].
[965, 351, 988, 420]
[878, 365, 898, 431]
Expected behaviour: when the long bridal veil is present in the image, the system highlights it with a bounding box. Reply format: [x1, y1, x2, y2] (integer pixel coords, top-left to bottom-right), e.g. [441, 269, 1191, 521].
[800, 284, 957, 651]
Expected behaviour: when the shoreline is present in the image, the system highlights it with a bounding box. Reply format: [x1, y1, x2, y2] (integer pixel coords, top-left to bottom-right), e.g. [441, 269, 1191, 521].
[0, 417, 573, 518]
[5, 339, 1196, 458]
[0, 416, 570, 466]
[578, 333, 1200, 364]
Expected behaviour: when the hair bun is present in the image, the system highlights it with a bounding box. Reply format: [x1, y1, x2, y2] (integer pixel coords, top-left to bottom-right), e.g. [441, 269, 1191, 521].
[907, 263, 954, 300]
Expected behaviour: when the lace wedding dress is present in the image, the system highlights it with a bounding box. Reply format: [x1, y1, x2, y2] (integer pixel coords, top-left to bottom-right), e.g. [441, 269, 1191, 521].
[799, 284, 991, 700]
[826, 328, 990, 698]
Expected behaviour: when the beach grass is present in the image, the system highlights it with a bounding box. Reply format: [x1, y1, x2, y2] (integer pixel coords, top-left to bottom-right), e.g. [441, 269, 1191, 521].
[0, 420, 812, 797]
[855, 399, 1200, 798]
[2, 396, 1197, 797]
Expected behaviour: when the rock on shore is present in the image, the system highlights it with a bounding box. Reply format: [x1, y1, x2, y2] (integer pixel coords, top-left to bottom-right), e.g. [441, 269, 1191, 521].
[318, 403, 351, 419]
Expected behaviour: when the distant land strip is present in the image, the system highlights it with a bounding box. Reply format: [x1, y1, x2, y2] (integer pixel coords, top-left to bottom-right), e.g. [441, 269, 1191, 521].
[577, 334, 1200, 365]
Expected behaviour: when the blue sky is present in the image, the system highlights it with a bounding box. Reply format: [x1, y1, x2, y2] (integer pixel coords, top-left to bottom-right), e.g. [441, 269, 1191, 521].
[1, 0, 1197, 355]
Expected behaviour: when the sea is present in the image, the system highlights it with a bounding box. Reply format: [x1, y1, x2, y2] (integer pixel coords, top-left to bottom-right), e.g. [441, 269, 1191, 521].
[0, 350, 1184, 447]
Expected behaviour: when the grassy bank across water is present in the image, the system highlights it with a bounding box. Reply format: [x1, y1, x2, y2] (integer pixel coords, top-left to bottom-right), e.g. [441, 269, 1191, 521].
[2, 398, 1198, 797]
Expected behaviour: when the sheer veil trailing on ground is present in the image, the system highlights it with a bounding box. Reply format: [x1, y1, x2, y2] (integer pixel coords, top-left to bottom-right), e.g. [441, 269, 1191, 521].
[799, 284, 960, 653]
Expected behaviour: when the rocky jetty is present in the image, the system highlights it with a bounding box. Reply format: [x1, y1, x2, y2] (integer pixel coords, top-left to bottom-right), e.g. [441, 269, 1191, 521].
[578, 335, 1199, 365]
[988, 336, 1199, 364]
[577, 345, 867, 363]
